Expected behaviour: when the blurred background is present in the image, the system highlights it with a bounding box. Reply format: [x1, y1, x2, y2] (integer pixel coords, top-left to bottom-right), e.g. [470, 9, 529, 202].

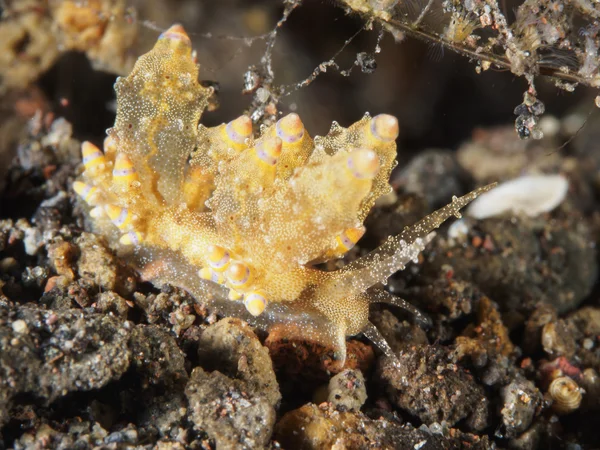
[2, 0, 594, 156]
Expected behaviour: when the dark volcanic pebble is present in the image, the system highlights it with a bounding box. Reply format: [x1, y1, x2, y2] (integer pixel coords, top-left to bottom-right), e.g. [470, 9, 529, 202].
[0, 300, 132, 427]
[394, 149, 470, 209]
[377, 345, 489, 431]
[197, 318, 281, 407]
[423, 214, 597, 319]
[185, 318, 281, 449]
[186, 367, 276, 450]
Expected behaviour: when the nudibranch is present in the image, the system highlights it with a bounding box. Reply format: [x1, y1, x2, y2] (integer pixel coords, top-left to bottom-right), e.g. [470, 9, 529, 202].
[73, 24, 494, 364]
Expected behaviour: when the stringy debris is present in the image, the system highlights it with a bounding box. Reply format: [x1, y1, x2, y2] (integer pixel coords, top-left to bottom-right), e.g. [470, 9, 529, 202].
[340, 0, 600, 139]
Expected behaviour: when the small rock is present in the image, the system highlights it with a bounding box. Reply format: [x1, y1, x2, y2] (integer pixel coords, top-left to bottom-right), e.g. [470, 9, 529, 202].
[95, 291, 129, 318]
[541, 320, 577, 359]
[129, 325, 187, 388]
[198, 318, 280, 407]
[11, 319, 28, 334]
[185, 366, 276, 450]
[0, 303, 132, 427]
[75, 232, 136, 296]
[424, 215, 597, 317]
[500, 376, 543, 438]
[394, 149, 468, 209]
[274, 403, 494, 449]
[327, 369, 367, 412]
[377, 345, 489, 431]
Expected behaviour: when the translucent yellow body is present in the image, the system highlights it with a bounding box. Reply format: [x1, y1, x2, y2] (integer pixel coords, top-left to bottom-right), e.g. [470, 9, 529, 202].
[74, 25, 493, 363]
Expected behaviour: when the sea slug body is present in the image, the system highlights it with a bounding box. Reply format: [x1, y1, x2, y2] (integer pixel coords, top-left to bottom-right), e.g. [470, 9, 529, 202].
[73, 24, 494, 364]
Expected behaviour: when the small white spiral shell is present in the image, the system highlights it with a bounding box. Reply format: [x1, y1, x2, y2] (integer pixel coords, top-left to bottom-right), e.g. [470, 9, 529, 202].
[548, 376, 582, 414]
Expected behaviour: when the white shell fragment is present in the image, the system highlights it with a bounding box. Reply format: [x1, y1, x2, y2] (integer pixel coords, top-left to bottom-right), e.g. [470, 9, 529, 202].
[466, 174, 569, 219]
[447, 218, 470, 240]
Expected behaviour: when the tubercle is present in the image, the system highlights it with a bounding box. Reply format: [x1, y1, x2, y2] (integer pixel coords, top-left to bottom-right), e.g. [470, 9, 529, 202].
[73, 24, 495, 365]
